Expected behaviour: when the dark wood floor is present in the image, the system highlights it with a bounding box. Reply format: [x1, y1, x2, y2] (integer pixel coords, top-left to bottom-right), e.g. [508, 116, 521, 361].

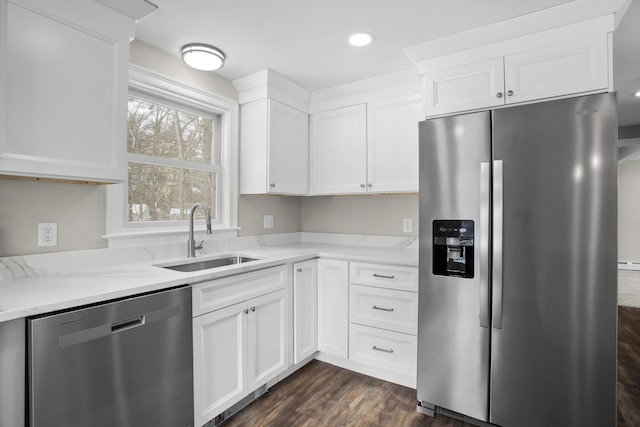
[224, 306, 640, 427]
[618, 306, 640, 426]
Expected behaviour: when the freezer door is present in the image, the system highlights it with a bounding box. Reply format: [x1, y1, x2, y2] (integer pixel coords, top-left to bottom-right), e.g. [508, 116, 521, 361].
[490, 93, 618, 427]
[417, 111, 492, 421]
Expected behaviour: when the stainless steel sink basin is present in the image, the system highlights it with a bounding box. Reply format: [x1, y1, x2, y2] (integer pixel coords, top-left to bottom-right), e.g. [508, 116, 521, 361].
[158, 256, 259, 272]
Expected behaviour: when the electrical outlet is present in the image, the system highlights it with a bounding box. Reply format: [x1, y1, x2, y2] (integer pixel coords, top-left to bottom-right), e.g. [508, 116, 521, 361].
[38, 223, 58, 247]
[403, 218, 412, 233]
[263, 215, 274, 229]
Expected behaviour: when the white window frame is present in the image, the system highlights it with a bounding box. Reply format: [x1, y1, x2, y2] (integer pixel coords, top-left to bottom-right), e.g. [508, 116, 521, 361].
[105, 65, 238, 245]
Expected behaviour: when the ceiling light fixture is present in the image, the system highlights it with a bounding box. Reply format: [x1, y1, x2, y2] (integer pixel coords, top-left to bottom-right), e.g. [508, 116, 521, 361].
[634, 90, 640, 97]
[348, 32, 374, 47]
[181, 44, 225, 71]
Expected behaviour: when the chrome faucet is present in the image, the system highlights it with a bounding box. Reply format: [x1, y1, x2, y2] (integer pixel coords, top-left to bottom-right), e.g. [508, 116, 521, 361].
[188, 203, 212, 258]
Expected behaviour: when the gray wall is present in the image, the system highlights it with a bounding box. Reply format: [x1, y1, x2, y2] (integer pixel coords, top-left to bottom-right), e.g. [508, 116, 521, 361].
[238, 195, 301, 236]
[618, 160, 640, 262]
[0, 179, 107, 256]
[301, 194, 419, 236]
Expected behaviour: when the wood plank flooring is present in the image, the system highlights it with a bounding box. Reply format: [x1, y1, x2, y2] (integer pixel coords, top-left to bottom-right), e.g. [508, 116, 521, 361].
[223, 306, 640, 427]
[618, 306, 640, 426]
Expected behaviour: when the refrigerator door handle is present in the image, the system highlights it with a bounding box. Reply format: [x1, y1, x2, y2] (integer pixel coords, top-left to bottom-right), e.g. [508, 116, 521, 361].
[479, 161, 491, 328]
[492, 159, 504, 329]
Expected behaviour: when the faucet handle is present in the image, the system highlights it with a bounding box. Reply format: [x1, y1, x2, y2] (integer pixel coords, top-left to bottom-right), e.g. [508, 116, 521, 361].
[194, 240, 205, 251]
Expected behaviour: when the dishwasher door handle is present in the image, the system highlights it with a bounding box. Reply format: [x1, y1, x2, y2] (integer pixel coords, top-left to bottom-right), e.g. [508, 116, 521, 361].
[58, 304, 181, 348]
[111, 315, 145, 333]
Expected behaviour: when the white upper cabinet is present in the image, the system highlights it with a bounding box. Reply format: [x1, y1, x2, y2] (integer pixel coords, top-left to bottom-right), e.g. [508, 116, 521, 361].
[366, 94, 422, 193]
[309, 104, 367, 195]
[503, 39, 608, 105]
[0, 0, 133, 182]
[310, 95, 421, 195]
[240, 98, 308, 195]
[422, 16, 613, 117]
[425, 58, 506, 115]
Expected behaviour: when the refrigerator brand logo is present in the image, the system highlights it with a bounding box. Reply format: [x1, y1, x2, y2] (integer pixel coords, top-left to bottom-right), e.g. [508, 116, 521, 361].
[576, 108, 599, 116]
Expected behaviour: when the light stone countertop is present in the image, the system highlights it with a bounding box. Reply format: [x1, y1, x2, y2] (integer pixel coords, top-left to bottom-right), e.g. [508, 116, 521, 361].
[0, 236, 418, 323]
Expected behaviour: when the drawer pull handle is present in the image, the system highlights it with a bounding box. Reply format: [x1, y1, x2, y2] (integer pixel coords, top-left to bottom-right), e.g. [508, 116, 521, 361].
[372, 345, 394, 354]
[372, 305, 394, 312]
[373, 273, 395, 279]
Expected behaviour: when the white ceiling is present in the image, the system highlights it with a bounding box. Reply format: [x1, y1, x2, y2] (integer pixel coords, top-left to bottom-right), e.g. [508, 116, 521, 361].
[134, 0, 640, 126]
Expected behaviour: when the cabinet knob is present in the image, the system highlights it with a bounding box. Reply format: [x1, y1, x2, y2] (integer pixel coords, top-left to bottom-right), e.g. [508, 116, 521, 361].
[296, 268, 303, 272]
[507, 90, 514, 96]
[496, 92, 503, 98]
[243, 308, 249, 314]
[367, 183, 372, 187]
[360, 184, 365, 188]
[250, 306, 256, 312]
[269, 183, 276, 188]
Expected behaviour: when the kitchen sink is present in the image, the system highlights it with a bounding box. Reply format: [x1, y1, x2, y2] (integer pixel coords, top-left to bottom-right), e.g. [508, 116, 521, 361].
[158, 256, 260, 272]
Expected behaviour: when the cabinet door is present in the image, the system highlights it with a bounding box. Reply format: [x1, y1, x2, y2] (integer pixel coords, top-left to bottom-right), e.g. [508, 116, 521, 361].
[268, 100, 309, 195]
[309, 104, 367, 194]
[317, 259, 349, 358]
[1, 0, 131, 182]
[424, 57, 505, 117]
[193, 302, 248, 427]
[503, 36, 609, 105]
[367, 95, 423, 192]
[293, 259, 318, 363]
[247, 289, 289, 390]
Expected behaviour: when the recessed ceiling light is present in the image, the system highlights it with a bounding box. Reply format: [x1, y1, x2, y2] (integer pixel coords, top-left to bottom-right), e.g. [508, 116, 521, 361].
[181, 44, 225, 71]
[634, 90, 640, 97]
[348, 32, 374, 47]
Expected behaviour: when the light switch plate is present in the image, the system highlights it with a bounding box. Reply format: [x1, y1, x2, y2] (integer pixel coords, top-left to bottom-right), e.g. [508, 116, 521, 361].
[263, 215, 274, 229]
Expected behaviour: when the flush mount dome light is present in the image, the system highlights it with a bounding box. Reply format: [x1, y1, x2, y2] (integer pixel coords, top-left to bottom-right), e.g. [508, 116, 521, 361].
[181, 44, 225, 71]
[348, 32, 374, 47]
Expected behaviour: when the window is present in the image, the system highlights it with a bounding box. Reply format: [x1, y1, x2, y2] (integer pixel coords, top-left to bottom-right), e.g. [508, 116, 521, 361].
[106, 66, 238, 240]
[127, 93, 220, 223]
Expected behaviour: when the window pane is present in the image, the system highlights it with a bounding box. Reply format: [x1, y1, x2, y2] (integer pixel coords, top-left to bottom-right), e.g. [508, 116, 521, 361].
[127, 96, 216, 164]
[128, 163, 216, 222]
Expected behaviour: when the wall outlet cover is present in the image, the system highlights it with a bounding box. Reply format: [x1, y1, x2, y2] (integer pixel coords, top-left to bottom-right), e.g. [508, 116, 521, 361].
[403, 218, 412, 233]
[38, 223, 58, 247]
[263, 215, 274, 229]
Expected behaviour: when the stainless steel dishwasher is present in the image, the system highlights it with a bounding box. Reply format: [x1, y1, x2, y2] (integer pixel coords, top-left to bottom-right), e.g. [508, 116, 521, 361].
[27, 285, 193, 427]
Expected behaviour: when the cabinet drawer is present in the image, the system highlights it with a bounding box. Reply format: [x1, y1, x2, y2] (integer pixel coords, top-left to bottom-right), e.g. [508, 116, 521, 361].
[349, 284, 418, 334]
[192, 265, 287, 317]
[348, 323, 417, 376]
[349, 262, 418, 292]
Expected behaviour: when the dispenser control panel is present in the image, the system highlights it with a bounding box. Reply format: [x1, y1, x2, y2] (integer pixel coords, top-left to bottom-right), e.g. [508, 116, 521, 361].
[433, 220, 474, 278]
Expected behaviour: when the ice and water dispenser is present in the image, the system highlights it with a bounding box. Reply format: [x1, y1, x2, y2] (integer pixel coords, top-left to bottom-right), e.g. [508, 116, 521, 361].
[432, 220, 474, 278]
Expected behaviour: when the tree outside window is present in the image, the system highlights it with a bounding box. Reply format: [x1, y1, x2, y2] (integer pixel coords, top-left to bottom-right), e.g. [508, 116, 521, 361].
[126, 95, 220, 223]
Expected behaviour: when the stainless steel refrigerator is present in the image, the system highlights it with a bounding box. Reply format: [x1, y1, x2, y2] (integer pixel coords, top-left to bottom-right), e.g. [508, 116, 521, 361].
[416, 92, 618, 427]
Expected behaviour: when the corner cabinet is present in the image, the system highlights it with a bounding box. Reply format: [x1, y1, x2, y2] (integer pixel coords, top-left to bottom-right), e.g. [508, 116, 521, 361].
[192, 266, 289, 426]
[423, 16, 612, 117]
[309, 104, 367, 195]
[240, 98, 309, 195]
[309, 94, 422, 195]
[0, 0, 133, 182]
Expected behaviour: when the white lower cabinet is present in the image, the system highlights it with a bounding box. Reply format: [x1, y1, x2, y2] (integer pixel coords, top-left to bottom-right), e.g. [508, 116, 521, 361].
[317, 259, 349, 358]
[347, 262, 419, 388]
[349, 323, 417, 383]
[293, 259, 318, 364]
[192, 266, 289, 427]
